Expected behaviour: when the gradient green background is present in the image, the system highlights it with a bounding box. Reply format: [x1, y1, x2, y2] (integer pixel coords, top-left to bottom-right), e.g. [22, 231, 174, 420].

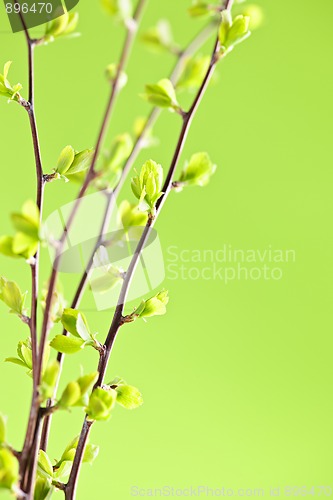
[1, 0, 333, 498]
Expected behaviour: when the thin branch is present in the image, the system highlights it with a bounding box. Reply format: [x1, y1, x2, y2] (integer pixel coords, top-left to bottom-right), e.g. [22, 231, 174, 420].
[65, 0, 234, 494]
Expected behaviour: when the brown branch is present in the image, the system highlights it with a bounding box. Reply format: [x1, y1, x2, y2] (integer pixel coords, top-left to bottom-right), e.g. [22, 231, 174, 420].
[65, 0, 234, 495]
[40, 17, 217, 454]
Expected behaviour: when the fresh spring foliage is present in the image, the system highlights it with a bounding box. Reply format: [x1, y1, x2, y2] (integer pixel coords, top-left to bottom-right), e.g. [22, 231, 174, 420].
[0, 0, 256, 496]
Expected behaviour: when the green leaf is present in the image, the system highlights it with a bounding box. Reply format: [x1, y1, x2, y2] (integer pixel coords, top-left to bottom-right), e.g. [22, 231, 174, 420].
[188, 1, 215, 17]
[38, 450, 54, 478]
[0, 236, 18, 258]
[143, 79, 181, 112]
[0, 61, 23, 102]
[130, 290, 169, 320]
[238, 4, 264, 31]
[50, 335, 85, 355]
[55, 145, 75, 175]
[86, 387, 117, 421]
[5, 357, 27, 368]
[104, 133, 133, 172]
[177, 55, 210, 91]
[0, 447, 19, 490]
[131, 159, 164, 212]
[34, 475, 53, 500]
[59, 381, 81, 408]
[83, 443, 100, 464]
[178, 152, 217, 188]
[41, 360, 60, 400]
[115, 384, 143, 410]
[118, 201, 148, 228]
[219, 10, 251, 55]
[77, 372, 99, 397]
[0, 277, 27, 317]
[101, 0, 133, 21]
[105, 64, 128, 89]
[0, 414, 7, 444]
[66, 149, 94, 175]
[61, 309, 92, 341]
[44, 10, 79, 43]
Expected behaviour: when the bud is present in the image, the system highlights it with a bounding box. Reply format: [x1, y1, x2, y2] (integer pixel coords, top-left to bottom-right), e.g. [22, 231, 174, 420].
[188, 2, 214, 18]
[239, 4, 264, 30]
[131, 159, 164, 212]
[132, 289, 169, 320]
[177, 56, 210, 91]
[141, 20, 177, 54]
[10, 200, 40, 259]
[44, 11, 79, 44]
[115, 384, 143, 410]
[0, 61, 23, 102]
[101, 0, 133, 22]
[105, 64, 128, 90]
[118, 200, 148, 228]
[59, 381, 81, 408]
[0, 276, 27, 318]
[0, 448, 19, 491]
[219, 10, 251, 55]
[86, 387, 117, 421]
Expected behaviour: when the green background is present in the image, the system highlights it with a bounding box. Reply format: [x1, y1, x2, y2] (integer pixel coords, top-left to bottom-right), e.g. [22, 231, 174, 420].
[1, 0, 333, 498]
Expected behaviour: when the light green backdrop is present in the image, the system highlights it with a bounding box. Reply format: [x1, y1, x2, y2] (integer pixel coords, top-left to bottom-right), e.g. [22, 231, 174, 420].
[1, 0, 333, 498]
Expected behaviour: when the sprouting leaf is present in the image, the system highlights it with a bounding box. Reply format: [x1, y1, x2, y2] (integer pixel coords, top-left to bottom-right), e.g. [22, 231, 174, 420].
[115, 384, 143, 409]
[66, 149, 94, 176]
[177, 55, 210, 91]
[0, 414, 7, 444]
[177, 152, 217, 189]
[86, 387, 117, 421]
[101, 0, 133, 22]
[142, 79, 181, 113]
[55, 145, 75, 175]
[50, 335, 85, 355]
[0, 447, 19, 490]
[4, 200, 41, 259]
[41, 281, 66, 325]
[141, 20, 178, 54]
[6, 339, 49, 377]
[104, 133, 133, 172]
[34, 475, 53, 500]
[129, 290, 169, 321]
[58, 381, 81, 408]
[0, 236, 18, 258]
[219, 10, 251, 55]
[0, 277, 27, 317]
[105, 64, 128, 89]
[118, 200, 148, 228]
[131, 159, 164, 213]
[0, 61, 23, 102]
[43, 11, 79, 44]
[188, 1, 215, 18]
[41, 360, 60, 401]
[54, 436, 99, 478]
[37, 450, 54, 478]
[238, 4, 264, 30]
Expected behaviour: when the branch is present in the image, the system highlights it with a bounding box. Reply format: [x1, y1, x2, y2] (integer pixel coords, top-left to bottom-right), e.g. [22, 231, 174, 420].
[65, 1, 234, 495]
[13, 2, 45, 494]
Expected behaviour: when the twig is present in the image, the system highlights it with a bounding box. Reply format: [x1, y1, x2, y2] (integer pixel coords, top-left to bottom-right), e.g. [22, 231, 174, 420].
[65, 1, 234, 496]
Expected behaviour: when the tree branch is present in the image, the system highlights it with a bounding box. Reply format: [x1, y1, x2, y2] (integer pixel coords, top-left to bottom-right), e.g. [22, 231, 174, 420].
[65, 0, 234, 495]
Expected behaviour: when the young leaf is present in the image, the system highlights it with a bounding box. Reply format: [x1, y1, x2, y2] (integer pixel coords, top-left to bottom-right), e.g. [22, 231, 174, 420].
[118, 200, 148, 228]
[43, 11, 79, 44]
[188, 1, 215, 18]
[0, 447, 19, 490]
[86, 387, 117, 421]
[34, 475, 53, 500]
[41, 360, 60, 400]
[101, 0, 133, 22]
[50, 335, 85, 355]
[0, 236, 18, 258]
[219, 10, 251, 55]
[177, 152, 217, 188]
[8, 200, 40, 259]
[37, 450, 54, 478]
[141, 20, 177, 54]
[142, 79, 181, 113]
[129, 290, 169, 320]
[105, 64, 128, 89]
[55, 145, 75, 175]
[131, 159, 164, 213]
[115, 384, 143, 410]
[0, 61, 23, 102]
[238, 4, 264, 30]
[59, 381, 81, 408]
[177, 55, 210, 91]
[0, 414, 7, 444]
[0, 277, 27, 317]
[66, 149, 94, 176]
